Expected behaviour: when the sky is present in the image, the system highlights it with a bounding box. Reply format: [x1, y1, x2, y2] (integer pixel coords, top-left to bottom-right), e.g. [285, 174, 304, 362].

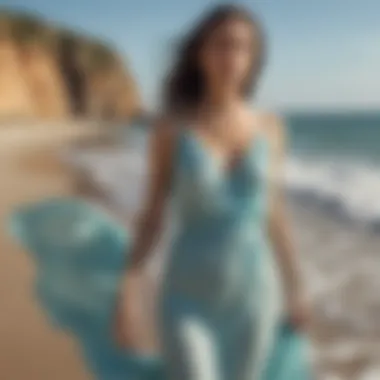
[1, 0, 379, 111]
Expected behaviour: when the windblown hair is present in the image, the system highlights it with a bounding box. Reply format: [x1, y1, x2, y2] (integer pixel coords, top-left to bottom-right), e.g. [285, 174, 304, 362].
[163, 4, 266, 116]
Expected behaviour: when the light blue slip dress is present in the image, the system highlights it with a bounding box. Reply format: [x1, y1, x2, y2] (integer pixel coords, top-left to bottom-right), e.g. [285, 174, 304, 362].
[8, 128, 312, 380]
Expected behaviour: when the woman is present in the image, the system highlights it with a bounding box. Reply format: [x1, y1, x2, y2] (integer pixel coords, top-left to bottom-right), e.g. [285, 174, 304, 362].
[116, 4, 312, 380]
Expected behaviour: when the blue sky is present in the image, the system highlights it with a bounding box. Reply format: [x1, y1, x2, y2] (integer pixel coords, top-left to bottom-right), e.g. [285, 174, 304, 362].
[1, 0, 379, 111]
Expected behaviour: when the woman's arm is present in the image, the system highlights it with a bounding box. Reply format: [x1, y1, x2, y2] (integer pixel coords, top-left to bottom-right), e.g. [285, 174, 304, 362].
[128, 117, 175, 269]
[267, 115, 309, 326]
[116, 117, 176, 351]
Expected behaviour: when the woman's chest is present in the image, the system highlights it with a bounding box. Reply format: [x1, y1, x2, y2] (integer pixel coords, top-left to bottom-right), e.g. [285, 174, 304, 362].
[173, 132, 272, 212]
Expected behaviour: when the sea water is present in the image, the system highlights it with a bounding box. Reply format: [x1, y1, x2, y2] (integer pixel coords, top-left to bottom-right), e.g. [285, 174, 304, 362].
[286, 111, 380, 228]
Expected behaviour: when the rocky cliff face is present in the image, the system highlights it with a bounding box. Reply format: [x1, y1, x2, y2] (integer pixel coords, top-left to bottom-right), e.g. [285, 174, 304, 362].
[0, 10, 142, 121]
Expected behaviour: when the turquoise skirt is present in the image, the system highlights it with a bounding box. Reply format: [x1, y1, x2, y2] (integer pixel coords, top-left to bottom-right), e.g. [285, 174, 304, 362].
[8, 198, 311, 380]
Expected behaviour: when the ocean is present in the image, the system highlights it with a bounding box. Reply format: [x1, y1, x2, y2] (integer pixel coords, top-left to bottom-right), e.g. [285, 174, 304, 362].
[285, 111, 380, 228]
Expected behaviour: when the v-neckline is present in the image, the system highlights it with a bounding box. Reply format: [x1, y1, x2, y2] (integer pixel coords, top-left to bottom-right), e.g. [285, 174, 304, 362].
[184, 127, 263, 176]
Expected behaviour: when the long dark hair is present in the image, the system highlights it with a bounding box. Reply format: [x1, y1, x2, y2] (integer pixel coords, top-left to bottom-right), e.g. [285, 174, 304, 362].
[163, 4, 266, 116]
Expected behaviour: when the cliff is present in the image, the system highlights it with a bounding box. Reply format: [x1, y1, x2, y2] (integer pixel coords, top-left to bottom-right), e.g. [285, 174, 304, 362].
[0, 10, 142, 121]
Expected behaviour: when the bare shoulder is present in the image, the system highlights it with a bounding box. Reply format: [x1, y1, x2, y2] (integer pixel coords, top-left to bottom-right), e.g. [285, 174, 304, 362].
[258, 111, 284, 137]
[150, 115, 178, 153]
[145, 115, 179, 184]
[254, 110, 286, 148]
[152, 115, 177, 141]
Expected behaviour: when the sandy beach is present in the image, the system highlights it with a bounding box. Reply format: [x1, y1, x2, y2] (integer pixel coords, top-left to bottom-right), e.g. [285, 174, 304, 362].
[1, 123, 380, 380]
[0, 124, 99, 380]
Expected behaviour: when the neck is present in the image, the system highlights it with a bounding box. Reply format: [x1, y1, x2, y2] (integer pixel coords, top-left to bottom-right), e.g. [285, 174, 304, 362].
[202, 89, 241, 114]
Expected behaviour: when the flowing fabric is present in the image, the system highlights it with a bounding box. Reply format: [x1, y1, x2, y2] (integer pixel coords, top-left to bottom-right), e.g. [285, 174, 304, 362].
[8, 130, 312, 379]
[9, 198, 164, 379]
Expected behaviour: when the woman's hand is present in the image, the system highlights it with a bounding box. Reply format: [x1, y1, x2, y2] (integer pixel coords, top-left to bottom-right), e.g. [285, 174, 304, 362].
[114, 267, 144, 350]
[287, 292, 312, 331]
[114, 266, 158, 354]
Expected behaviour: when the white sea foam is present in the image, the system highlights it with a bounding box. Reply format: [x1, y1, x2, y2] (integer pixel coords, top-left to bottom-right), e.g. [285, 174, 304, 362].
[62, 147, 148, 217]
[285, 156, 380, 229]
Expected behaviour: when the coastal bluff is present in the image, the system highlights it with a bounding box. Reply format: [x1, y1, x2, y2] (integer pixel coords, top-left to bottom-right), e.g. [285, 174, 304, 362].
[0, 10, 142, 121]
